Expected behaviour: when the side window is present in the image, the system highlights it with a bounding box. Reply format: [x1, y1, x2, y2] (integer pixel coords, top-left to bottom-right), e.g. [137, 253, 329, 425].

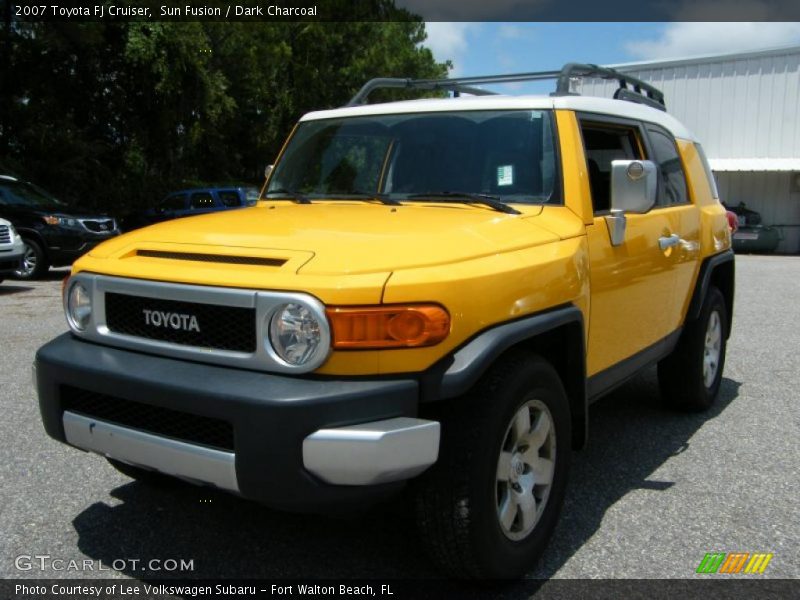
[217, 190, 242, 207]
[695, 143, 719, 199]
[579, 121, 645, 213]
[160, 194, 186, 211]
[647, 127, 689, 205]
[190, 192, 214, 210]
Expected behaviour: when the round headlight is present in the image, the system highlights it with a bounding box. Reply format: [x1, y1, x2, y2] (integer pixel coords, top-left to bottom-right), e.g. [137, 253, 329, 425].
[66, 281, 92, 331]
[269, 302, 324, 367]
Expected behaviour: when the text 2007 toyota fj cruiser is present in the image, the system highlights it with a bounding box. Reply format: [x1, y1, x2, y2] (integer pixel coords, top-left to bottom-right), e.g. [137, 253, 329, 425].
[35, 64, 734, 578]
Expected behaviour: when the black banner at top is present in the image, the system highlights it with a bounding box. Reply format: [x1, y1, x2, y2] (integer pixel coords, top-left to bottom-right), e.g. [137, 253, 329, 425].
[5, 0, 800, 22]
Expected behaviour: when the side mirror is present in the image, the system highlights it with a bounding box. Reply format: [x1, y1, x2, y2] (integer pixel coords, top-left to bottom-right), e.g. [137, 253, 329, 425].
[610, 160, 657, 213]
[264, 164, 274, 180]
[605, 160, 658, 246]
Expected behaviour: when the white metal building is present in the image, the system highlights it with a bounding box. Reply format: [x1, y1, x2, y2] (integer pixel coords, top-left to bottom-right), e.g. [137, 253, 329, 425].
[576, 45, 800, 254]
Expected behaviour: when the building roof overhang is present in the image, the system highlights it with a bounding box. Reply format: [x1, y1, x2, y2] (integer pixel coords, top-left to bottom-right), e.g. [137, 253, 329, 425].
[710, 158, 800, 172]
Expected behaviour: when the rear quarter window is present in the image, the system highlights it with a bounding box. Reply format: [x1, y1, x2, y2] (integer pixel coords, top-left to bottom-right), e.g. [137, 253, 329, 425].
[694, 143, 719, 199]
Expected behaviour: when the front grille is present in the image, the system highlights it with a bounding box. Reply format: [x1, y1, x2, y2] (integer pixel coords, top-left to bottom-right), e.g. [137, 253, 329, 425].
[105, 292, 256, 352]
[62, 386, 234, 450]
[0, 225, 10, 244]
[81, 219, 116, 233]
[137, 249, 286, 267]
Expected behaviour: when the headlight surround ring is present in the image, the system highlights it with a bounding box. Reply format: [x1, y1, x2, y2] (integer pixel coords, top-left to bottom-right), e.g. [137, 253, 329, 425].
[65, 279, 93, 331]
[266, 300, 331, 370]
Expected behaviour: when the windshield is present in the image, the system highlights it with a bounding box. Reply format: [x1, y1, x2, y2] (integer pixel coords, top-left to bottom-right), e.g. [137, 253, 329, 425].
[267, 110, 559, 205]
[0, 180, 67, 209]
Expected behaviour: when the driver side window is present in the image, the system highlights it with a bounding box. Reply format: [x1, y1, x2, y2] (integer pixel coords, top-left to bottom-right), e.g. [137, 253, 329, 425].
[579, 120, 646, 214]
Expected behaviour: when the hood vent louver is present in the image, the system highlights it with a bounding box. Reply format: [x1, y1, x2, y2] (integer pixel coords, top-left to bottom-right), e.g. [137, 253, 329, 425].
[136, 249, 287, 267]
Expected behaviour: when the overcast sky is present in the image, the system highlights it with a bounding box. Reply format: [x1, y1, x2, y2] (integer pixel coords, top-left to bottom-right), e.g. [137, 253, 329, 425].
[421, 22, 800, 87]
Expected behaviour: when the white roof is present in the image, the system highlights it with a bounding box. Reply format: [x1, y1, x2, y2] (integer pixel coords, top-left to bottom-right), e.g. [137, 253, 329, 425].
[302, 94, 697, 141]
[709, 158, 800, 172]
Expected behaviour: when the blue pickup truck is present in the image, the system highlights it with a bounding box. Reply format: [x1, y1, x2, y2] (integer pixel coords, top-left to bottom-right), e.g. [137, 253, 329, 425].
[122, 186, 259, 232]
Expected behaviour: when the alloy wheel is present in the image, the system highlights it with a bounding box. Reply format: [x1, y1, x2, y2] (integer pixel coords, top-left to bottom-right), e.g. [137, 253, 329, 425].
[15, 242, 37, 278]
[495, 399, 557, 541]
[703, 309, 722, 388]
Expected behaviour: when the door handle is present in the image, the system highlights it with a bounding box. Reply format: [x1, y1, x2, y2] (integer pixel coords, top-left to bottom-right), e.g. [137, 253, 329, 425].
[658, 233, 681, 251]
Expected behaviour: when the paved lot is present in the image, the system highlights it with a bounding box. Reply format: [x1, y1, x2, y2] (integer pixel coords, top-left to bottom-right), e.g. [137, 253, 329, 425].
[0, 255, 798, 586]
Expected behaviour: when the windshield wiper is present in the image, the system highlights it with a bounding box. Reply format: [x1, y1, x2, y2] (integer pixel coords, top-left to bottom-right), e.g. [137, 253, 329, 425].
[324, 191, 401, 206]
[405, 191, 520, 215]
[264, 188, 311, 204]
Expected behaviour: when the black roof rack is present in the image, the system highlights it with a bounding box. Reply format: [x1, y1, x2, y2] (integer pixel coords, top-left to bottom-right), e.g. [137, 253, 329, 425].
[346, 62, 666, 112]
[345, 77, 498, 107]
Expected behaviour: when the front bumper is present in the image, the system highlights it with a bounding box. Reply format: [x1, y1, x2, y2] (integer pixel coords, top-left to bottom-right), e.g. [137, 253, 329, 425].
[0, 250, 23, 275]
[36, 334, 439, 511]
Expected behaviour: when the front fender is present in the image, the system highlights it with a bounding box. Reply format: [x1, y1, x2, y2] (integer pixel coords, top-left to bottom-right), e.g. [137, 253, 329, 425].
[420, 304, 588, 449]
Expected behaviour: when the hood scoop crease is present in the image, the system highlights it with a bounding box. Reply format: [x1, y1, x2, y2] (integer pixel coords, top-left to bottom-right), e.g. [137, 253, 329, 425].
[136, 249, 287, 267]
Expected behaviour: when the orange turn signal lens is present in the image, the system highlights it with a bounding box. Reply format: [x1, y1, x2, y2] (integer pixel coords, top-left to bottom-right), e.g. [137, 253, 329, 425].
[327, 305, 450, 349]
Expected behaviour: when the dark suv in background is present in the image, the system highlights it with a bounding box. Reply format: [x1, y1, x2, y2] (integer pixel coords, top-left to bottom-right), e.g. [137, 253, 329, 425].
[0, 175, 120, 279]
[120, 186, 259, 232]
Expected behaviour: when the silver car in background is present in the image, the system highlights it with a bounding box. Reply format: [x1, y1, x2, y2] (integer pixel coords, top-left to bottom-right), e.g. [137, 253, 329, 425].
[0, 218, 25, 284]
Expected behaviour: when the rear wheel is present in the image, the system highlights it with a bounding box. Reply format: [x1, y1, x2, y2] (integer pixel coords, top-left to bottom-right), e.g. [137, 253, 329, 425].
[414, 352, 571, 579]
[658, 286, 728, 411]
[14, 238, 48, 280]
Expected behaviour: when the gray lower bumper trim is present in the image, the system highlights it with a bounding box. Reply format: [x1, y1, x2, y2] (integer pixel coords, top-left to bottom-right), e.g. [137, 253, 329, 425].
[63, 411, 238, 492]
[303, 417, 440, 486]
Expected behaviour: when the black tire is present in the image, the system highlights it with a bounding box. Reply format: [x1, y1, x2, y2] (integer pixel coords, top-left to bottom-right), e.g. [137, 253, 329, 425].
[658, 286, 728, 411]
[413, 351, 571, 579]
[106, 458, 183, 487]
[14, 238, 49, 280]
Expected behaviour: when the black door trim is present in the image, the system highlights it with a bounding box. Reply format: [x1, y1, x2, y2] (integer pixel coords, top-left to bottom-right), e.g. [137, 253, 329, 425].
[588, 328, 682, 402]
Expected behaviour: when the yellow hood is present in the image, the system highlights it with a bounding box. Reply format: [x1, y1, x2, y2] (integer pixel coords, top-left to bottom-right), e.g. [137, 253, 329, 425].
[90, 202, 559, 276]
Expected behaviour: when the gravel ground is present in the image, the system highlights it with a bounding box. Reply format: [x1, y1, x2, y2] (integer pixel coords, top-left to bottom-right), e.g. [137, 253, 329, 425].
[0, 255, 797, 588]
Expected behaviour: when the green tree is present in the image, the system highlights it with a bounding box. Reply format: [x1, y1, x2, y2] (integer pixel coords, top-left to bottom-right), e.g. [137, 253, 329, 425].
[0, 9, 448, 214]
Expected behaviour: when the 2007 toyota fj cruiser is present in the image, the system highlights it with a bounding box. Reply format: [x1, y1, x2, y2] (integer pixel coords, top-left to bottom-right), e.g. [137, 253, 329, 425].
[35, 64, 734, 579]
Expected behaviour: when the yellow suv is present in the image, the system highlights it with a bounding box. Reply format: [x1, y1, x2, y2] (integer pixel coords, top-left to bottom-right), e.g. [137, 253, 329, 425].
[35, 64, 734, 579]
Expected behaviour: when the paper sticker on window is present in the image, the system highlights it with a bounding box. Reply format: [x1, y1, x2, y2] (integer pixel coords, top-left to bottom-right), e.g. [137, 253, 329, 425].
[497, 165, 514, 187]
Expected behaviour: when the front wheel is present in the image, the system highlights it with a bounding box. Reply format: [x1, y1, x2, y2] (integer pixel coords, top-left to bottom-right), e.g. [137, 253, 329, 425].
[658, 286, 728, 411]
[14, 238, 48, 280]
[414, 352, 571, 579]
